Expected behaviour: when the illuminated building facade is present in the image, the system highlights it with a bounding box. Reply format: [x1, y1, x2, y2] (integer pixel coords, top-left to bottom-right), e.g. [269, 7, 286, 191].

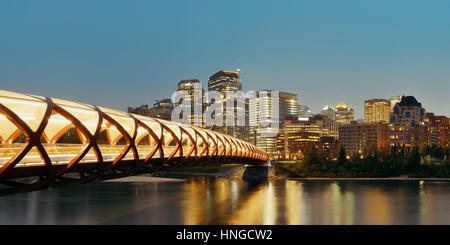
[208, 70, 242, 94]
[321, 105, 336, 121]
[128, 104, 150, 117]
[148, 99, 173, 121]
[335, 103, 354, 124]
[283, 115, 338, 139]
[390, 95, 403, 109]
[276, 132, 338, 160]
[276, 115, 339, 159]
[339, 122, 389, 157]
[364, 99, 391, 123]
[249, 90, 299, 159]
[425, 112, 449, 147]
[389, 96, 426, 150]
[207, 70, 248, 141]
[298, 104, 314, 120]
[318, 136, 339, 160]
[176, 79, 205, 127]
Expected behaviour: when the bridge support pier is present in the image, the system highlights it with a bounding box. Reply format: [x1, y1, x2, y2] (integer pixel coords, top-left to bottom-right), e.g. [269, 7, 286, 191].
[222, 163, 275, 183]
[242, 165, 275, 182]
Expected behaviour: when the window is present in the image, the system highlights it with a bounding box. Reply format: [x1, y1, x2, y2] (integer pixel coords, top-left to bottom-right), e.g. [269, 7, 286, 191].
[394, 107, 399, 114]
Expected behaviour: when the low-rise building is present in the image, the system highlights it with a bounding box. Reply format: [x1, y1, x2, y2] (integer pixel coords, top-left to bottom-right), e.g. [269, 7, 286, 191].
[339, 121, 389, 157]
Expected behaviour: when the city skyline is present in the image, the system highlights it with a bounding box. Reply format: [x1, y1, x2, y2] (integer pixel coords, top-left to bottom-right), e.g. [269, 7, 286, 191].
[1, 0, 449, 119]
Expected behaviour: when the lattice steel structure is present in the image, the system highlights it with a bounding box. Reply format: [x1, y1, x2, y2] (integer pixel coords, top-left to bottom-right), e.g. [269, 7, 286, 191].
[0, 90, 268, 195]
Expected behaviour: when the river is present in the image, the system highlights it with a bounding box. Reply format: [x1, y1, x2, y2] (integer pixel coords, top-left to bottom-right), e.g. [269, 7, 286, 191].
[0, 176, 449, 225]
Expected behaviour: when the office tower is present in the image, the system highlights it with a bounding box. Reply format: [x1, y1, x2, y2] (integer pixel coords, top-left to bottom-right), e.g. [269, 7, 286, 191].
[249, 90, 299, 159]
[279, 92, 299, 117]
[321, 105, 336, 120]
[339, 121, 390, 157]
[282, 114, 339, 139]
[335, 103, 354, 124]
[389, 95, 426, 150]
[208, 70, 242, 93]
[390, 95, 403, 109]
[176, 79, 205, 127]
[207, 69, 247, 140]
[148, 99, 174, 121]
[276, 115, 338, 160]
[298, 104, 314, 120]
[364, 99, 391, 123]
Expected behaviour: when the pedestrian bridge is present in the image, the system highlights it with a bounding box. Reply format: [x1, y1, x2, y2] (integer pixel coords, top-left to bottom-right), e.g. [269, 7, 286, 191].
[0, 90, 267, 194]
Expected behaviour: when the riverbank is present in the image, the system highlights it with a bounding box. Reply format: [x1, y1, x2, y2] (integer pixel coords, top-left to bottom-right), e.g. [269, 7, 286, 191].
[102, 175, 185, 183]
[103, 171, 450, 183]
[162, 167, 450, 182]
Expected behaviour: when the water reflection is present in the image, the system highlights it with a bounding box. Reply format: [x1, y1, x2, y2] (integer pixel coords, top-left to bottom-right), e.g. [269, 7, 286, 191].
[0, 177, 450, 224]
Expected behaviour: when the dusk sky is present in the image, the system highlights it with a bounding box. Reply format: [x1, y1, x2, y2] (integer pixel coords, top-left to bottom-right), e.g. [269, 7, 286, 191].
[1, 0, 449, 119]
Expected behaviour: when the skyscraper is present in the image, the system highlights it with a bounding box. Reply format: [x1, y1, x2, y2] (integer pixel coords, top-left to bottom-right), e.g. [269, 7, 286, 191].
[249, 90, 299, 159]
[364, 99, 391, 123]
[176, 79, 204, 127]
[207, 69, 247, 140]
[279, 92, 299, 117]
[321, 105, 336, 120]
[298, 104, 314, 120]
[335, 103, 354, 124]
[208, 70, 242, 94]
[390, 95, 403, 109]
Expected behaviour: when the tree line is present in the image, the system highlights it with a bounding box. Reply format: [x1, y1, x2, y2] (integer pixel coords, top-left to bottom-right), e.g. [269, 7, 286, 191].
[276, 144, 450, 178]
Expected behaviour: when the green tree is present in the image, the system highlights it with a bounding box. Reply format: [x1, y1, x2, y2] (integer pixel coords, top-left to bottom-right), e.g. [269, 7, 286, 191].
[337, 145, 346, 167]
[406, 147, 421, 173]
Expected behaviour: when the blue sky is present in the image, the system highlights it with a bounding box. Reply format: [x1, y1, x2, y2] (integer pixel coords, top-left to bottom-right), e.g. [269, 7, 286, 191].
[1, 0, 449, 118]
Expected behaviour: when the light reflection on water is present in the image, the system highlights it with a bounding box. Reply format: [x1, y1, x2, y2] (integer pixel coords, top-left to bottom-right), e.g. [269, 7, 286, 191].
[0, 177, 450, 225]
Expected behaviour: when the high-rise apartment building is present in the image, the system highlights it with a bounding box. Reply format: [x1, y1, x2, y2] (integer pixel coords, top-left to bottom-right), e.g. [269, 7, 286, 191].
[389, 96, 426, 150]
[364, 99, 391, 123]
